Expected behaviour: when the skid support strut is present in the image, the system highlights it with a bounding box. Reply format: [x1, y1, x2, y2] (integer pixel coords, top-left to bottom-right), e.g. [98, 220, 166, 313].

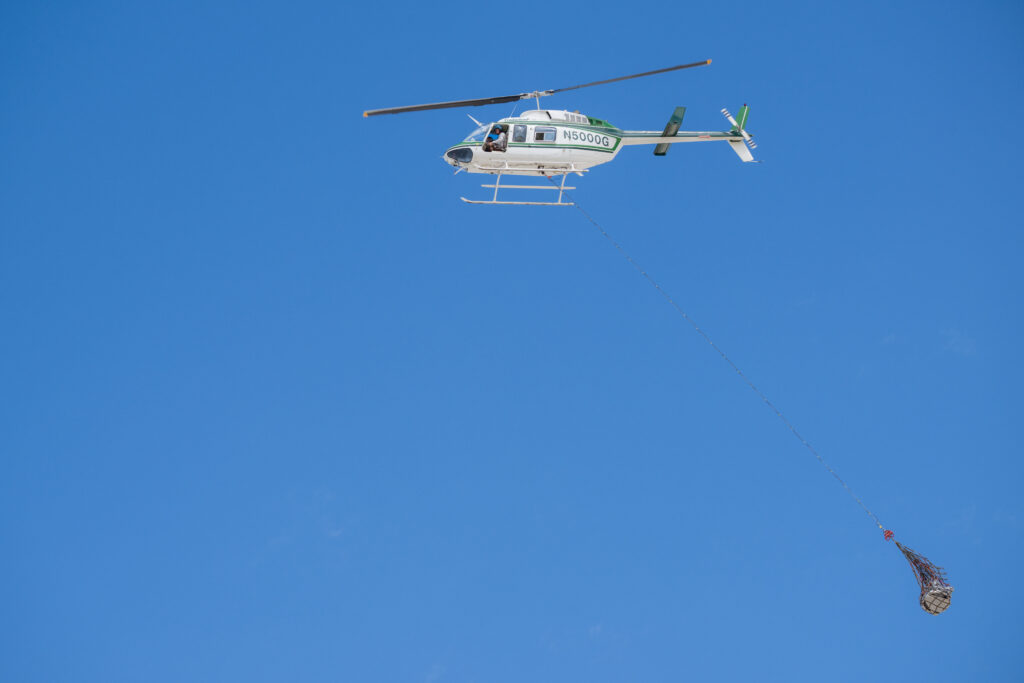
[460, 171, 575, 206]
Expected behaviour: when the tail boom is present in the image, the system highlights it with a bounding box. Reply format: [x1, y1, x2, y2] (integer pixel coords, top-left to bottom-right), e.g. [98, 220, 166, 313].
[620, 104, 756, 162]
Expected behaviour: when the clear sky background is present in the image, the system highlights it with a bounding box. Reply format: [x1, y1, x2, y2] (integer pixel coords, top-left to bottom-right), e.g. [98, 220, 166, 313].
[2, 1, 1022, 681]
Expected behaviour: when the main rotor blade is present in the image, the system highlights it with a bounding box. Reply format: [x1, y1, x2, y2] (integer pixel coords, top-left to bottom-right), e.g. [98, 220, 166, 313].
[363, 93, 533, 117]
[362, 59, 710, 117]
[551, 59, 711, 94]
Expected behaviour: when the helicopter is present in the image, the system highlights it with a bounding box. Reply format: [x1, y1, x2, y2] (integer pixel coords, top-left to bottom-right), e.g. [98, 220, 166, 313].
[363, 60, 756, 206]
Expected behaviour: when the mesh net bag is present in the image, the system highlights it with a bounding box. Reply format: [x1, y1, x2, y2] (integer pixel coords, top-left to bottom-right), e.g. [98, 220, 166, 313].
[894, 541, 953, 615]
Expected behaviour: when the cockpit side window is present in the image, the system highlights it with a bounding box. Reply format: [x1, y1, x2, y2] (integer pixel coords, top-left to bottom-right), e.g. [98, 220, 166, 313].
[512, 125, 527, 143]
[483, 123, 509, 152]
[534, 126, 556, 142]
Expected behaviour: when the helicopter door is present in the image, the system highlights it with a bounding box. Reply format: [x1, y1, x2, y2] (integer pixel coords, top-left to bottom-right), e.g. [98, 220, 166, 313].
[483, 123, 509, 152]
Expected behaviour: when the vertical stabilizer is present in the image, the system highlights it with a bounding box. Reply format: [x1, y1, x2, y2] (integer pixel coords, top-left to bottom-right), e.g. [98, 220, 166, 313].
[722, 105, 756, 161]
[730, 104, 750, 134]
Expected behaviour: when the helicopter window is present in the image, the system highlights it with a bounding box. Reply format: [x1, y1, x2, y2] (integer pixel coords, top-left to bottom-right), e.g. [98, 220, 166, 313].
[463, 123, 490, 143]
[534, 126, 556, 142]
[512, 125, 527, 143]
[483, 124, 508, 152]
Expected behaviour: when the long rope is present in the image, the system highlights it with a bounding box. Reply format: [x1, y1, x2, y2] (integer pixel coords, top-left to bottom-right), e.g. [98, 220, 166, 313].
[551, 179, 885, 532]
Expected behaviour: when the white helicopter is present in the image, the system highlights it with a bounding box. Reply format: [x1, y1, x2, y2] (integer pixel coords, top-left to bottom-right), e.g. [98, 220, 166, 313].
[364, 60, 756, 206]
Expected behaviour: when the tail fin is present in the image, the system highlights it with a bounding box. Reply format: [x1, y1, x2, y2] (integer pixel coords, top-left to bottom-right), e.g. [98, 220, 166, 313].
[721, 105, 757, 162]
[729, 104, 750, 135]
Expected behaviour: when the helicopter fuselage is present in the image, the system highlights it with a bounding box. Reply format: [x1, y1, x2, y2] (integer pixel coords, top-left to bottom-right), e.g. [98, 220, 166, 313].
[443, 108, 749, 177]
[444, 110, 624, 176]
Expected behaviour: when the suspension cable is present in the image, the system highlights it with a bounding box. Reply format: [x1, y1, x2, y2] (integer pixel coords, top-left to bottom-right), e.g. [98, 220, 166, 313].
[551, 179, 885, 532]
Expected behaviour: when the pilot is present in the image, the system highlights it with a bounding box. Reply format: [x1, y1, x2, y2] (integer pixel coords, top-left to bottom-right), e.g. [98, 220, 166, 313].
[483, 126, 507, 152]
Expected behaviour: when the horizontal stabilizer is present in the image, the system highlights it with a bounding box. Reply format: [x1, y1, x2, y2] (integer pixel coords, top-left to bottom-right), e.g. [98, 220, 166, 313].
[654, 107, 686, 156]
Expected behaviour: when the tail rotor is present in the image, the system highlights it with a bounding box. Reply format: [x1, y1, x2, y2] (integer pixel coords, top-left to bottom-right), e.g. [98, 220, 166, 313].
[722, 105, 756, 149]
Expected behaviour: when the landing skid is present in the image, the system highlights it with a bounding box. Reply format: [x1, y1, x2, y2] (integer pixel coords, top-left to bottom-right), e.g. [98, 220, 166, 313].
[460, 171, 576, 206]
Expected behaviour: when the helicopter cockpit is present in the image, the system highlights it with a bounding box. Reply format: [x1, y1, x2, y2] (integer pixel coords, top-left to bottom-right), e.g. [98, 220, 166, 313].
[483, 124, 508, 152]
[463, 123, 489, 142]
[462, 123, 509, 152]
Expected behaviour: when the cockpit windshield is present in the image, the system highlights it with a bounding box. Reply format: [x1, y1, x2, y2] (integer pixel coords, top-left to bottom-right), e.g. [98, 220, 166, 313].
[463, 123, 490, 143]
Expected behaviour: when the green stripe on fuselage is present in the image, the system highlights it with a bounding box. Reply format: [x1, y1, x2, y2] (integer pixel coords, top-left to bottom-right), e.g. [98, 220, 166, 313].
[449, 141, 619, 154]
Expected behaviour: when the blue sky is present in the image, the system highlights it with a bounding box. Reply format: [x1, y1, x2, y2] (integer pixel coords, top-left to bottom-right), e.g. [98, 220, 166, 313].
[2, 1, 1022, 681]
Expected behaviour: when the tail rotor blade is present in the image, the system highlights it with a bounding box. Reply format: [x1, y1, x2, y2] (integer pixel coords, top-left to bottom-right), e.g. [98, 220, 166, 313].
[722, 107, 755, 147]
